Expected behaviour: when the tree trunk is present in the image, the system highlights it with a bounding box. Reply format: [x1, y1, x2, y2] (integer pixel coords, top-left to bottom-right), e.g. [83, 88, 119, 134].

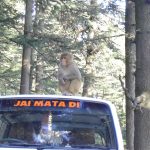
[29, 47, 35, 93]
[125, 0, 135, 150]
[28, 1, 45, 94]
[35, 55, 43, 93]
[82, 0, 97, 97]
[34, 3, 44, 94]
[134, 0, 150, 149]
[20, 0, 33, 94]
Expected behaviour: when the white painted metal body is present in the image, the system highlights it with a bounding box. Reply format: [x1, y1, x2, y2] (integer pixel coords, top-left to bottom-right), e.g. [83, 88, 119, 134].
[0, 95, 124, 150]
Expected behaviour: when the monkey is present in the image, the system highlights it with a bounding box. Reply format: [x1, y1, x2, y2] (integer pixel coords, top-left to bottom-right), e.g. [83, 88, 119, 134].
[136, 91, 150, 109]
[58, 52, 82, 95]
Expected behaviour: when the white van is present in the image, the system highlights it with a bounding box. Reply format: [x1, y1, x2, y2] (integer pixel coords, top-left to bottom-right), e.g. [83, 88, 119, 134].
[0, 95, 124, 150]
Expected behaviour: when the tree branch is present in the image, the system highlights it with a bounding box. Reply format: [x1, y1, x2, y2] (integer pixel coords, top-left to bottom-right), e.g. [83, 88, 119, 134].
[119, 75, 138, 108]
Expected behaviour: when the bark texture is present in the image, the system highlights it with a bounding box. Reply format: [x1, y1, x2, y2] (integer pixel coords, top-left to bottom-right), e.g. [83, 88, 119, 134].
[125, 0, 135, 150]
[35, 55, 43, 93]
[135, 0, 150, 149]
[34, 4, 45, 94]
[82, 0, 97, 96]
[20, 0, 33, 94]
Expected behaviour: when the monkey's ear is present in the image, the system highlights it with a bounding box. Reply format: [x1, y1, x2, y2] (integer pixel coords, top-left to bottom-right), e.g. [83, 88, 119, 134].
[60, 53, 64, 60]
[60, 52, 70, 59]
[68, 53, 73, 61]
[60, 52, 74, 64]
[67, 53, 74, 65]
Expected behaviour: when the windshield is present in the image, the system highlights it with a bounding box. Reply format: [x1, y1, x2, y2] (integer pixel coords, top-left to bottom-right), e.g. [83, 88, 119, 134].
[0, 99, 116, 149]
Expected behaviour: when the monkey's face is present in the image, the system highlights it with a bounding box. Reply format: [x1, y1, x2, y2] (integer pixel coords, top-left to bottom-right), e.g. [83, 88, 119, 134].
[60, 53, 73, 66]
[61, 58, 67, 66]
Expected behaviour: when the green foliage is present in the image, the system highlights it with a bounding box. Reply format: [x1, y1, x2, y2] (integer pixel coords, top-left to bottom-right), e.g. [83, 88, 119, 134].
[0, 0, 125, 128]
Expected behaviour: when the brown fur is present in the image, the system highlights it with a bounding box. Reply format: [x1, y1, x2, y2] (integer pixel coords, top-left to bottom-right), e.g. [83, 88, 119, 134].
[58, 53, 82, 95]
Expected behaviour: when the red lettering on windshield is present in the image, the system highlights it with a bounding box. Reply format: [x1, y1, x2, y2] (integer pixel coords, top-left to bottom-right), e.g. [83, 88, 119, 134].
[52, 101, 59, 107]
[34, 101, 43, 106]
[14, 100, 80, 108]
[58, 101, 66, 107]
[44, 101, 51, 106]
[69, 101, 80, 108]
[14, 100, 31, 107]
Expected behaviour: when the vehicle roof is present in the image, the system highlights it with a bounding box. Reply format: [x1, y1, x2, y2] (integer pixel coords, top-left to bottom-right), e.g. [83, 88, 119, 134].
[0, 94, 113, 106]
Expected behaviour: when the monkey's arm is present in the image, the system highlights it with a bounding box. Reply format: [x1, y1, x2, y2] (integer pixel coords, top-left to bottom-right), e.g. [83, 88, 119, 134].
[65, 65, 82, 80]
[58, 67, 65, 84]
[65, 74, 80, 80]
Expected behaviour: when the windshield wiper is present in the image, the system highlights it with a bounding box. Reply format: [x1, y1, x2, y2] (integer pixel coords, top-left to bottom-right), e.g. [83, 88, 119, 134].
[71, 144, 110, 149]
[0, 138, 28, 145]
[0, 142, 66, 149]
[0, 143, 112, 150]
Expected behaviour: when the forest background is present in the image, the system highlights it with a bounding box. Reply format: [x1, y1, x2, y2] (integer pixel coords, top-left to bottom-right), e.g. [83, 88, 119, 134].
[0, 0, 125, 143]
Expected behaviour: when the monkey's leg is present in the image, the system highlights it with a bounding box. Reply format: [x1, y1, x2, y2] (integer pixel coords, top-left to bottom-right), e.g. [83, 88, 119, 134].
[59, 80, 71, 95]
[69, 79, 81, 95]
